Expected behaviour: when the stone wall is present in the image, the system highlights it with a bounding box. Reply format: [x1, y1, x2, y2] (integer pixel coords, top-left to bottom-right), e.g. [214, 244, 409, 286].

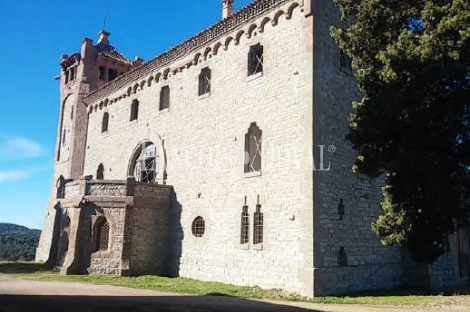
[82, 1, 314, 297]
[311, 0, 404, 295]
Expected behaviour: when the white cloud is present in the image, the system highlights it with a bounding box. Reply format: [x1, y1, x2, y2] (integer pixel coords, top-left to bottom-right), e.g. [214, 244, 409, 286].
[0, 169, 32, 183]
[0, 135, 45, 159]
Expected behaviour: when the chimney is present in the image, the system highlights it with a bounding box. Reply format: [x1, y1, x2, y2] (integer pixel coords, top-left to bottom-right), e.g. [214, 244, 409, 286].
[222, 0, 234, 19]
[97, 30, 110, 45]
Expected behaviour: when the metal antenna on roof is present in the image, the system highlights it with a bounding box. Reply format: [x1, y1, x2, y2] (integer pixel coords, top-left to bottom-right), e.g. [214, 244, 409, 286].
[103, 0, 109, 30]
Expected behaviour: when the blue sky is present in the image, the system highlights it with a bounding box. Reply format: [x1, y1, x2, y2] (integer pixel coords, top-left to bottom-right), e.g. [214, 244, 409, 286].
[0, 0, 252, 229]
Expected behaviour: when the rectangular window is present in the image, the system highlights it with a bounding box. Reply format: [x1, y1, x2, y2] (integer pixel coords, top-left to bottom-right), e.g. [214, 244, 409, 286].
[99, 66, 106, 80]
[108, 69, 117, 81]
[240, 205, 249, 244]
[64, 70, 69, 84]
[340, 50, 352, 71]
[248, 44, 263, 76]
[130, 100, 139, 121]
[69, 67, 76, 81]
[160, 86, 170, 110]
[198, 67, 211, 96]
[244, 122, 262, 173]
[253, 204, 263, 245]
[102, 112, 109, 132]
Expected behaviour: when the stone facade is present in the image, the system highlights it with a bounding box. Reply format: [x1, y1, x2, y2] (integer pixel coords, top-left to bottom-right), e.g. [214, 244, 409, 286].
[36, 0, 468, 297]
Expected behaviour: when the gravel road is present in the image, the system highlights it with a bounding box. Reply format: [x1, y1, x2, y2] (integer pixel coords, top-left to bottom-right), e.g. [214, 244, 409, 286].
[0, 276, 465, 312]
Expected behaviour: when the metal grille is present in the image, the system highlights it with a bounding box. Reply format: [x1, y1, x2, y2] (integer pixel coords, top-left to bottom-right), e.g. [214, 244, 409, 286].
[97, 221, 109, 251]
[192, 216, 205, 237]
[240, 205, 249, 244]
[253, 205, 263, 245]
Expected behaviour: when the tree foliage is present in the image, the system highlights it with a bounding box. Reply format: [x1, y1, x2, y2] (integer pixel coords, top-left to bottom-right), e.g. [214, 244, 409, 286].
[0, 223, 41, 261]
[331, 0, 470, 263]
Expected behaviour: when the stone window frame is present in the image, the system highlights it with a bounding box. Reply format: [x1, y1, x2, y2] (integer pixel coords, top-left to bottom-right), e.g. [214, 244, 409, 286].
[198, 67, 211, 97]
[102, 112, 109, 133]
[70, 105, 74, 120]
[130, 99, 139, 121]
[129, 141, 160, 183]
[240, 204, 250, 245]
[253, 203, 263, 246]
[191, 216, 205, 238]
[244, 122, 262, 175]
[247, 43, 264, 77]
[159, 86, 170, 111]
[91, 216, 111, 254]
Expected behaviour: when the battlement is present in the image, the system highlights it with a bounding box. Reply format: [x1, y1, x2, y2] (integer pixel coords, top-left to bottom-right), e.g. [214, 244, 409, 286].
[84, 0, 294, 104]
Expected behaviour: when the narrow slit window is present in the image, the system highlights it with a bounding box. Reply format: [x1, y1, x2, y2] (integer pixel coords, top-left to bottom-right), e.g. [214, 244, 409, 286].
[160, 86, 170, 110]
[102, 112, 109, 132]
[96, 163, 104, 180]
[240, 205, 249, 244]
[130, 100, 139, 121]
[340, 50, 352, 71]
[198, 67, 211, 96]
[248, 44, 263, 76]
[108, 69, 117, 81]
[99, 66, 106, 80]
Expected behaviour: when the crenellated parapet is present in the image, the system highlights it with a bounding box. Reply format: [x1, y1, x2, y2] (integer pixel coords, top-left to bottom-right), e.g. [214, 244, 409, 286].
[84, 0, 303, 110]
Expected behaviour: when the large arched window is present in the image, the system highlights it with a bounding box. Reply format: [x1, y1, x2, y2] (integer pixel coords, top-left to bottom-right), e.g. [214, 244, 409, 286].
[130, 142, 160, 183]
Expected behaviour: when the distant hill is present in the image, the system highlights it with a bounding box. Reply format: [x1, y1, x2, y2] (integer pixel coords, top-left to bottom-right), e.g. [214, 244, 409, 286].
[0, 223, 41, 261]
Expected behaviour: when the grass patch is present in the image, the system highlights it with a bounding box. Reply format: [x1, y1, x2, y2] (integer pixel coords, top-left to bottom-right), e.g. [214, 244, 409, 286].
[1, 262, 470, 307]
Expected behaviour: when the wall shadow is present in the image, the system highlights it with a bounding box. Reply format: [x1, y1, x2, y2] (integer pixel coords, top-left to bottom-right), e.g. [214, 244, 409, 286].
[0, 263, 45, 274]
[0, 294, 320, 312]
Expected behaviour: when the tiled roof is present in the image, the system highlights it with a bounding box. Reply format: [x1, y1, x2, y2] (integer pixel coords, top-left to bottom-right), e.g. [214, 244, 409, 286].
[95, 43, 131, 64]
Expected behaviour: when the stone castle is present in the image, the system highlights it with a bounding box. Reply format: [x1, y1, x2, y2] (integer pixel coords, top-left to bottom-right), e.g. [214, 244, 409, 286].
[36, 0, 470, 297]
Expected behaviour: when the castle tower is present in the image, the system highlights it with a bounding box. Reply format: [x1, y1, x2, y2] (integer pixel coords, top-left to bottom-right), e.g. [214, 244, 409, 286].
[36, 31, 136, 264]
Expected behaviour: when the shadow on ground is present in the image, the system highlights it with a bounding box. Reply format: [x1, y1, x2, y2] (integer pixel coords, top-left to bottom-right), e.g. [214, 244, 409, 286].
[0, 263, 45, 274]
[0, 294, 324, 312]
[340, 284, 470, 298]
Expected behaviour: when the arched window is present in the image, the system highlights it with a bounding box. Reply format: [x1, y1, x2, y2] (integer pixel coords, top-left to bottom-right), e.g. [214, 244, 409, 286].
[56, 176, 65, 199]
[95, 218, 110, 252]
[244, 122, 262, 173]
[96, 163, 104, 180]
[130, 142, 160, 183]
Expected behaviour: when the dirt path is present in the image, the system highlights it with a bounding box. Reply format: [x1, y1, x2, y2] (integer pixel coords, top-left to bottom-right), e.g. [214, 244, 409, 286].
[0, 276, 464, 312]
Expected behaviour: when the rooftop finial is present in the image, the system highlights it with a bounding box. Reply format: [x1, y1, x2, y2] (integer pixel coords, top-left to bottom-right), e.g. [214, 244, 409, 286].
[222, 0, 234, 19]
[97, 30, 110, 45]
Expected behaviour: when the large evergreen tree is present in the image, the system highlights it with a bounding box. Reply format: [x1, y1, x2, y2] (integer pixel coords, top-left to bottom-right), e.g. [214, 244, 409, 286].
[331, 0, 470, 263]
